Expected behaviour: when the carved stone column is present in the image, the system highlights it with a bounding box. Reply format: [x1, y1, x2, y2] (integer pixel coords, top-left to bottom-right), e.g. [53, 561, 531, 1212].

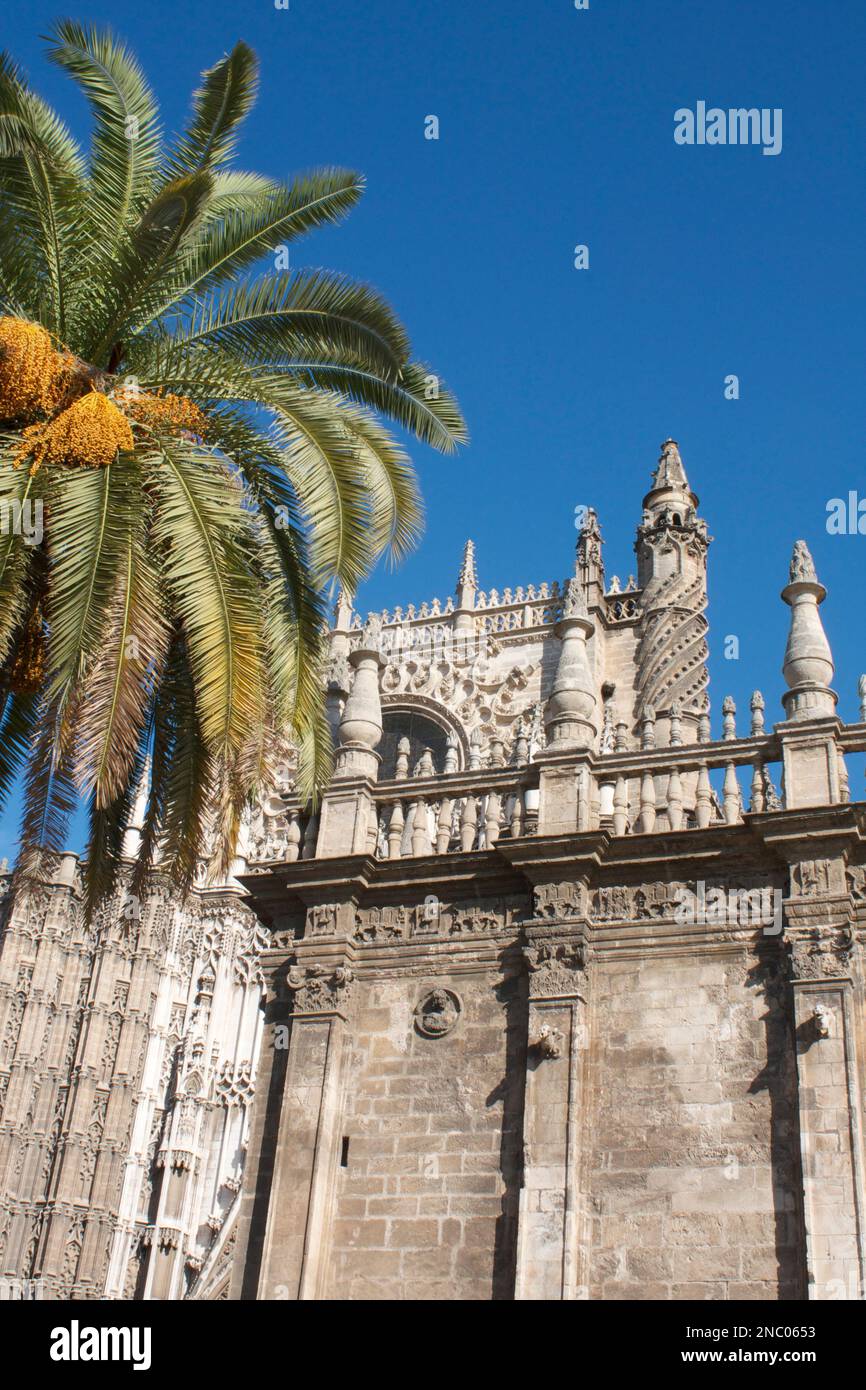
[786, 865, 866, 1300]
[250, 946, 355, 1300]
[317, 618, 384, 858]
[515, 893, 591, 1300]
[543, 580, 597, 752]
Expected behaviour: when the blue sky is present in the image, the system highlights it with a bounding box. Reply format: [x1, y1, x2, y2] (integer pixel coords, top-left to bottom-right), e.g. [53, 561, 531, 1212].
[1, 0, 864, 856]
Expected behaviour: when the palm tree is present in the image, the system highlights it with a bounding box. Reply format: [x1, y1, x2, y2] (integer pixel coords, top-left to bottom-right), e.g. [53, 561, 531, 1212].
[0, 22, 466, 915]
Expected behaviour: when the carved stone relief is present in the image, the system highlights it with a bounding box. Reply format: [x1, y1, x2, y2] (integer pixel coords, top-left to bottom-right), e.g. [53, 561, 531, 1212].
[414, 988, 462, 1038]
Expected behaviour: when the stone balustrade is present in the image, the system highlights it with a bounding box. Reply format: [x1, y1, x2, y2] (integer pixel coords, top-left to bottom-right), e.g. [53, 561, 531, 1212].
[246, 719, 866, 869]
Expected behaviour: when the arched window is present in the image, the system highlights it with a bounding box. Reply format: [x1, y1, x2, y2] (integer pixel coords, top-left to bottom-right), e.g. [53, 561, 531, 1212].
[380, 708, 451, 778]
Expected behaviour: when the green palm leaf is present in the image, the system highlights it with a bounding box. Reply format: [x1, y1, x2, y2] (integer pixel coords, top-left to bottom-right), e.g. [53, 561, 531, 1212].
[0, 25, 467, 914]
[164, 41, 258, 178]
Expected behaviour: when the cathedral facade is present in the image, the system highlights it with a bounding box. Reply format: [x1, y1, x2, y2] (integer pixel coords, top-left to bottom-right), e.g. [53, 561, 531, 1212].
[2, 441, 866, 1301]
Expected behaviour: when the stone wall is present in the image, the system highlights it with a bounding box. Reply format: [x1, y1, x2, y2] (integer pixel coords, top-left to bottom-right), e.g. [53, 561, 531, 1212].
[587, 948, 804, 1299]
[325, 966, 525, 1300]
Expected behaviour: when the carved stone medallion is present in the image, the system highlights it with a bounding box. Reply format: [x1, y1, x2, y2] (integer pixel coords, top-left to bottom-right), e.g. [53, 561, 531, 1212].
[414, 988, 462, 1038]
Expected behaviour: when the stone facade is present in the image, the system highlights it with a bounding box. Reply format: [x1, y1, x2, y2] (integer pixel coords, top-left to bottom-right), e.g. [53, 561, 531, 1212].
[0, 861, 265, 1301]
[2, 439, 866, 1301]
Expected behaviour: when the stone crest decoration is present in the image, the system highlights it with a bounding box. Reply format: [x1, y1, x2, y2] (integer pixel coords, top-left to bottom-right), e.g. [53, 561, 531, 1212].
[524, 938, 587, 998]
[414, 988, 462, 1038]
[287, 963, 355, 1013]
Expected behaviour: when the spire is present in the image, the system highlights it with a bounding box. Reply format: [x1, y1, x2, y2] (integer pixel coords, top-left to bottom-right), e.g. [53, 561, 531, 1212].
[781, 540, 836, 721]
[454, 539, 477, 636]
[576, 506, 604, 597]
[652, 438, 689, 491]
[634, 438, 710, 741]
[333, 586, 353, 632]
[457, 539, 477, 590]
[121, 756, 151, 860]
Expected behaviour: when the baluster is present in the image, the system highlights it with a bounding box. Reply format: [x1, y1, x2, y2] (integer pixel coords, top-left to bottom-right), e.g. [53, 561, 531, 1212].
[395, 736, 411, 779]
[695, 765, 712, 828]
[388, 801, 404, 859]
[639, 773, 656, 833]
[615, 720, 629, 752]
[641, 705, 656, 751]
[469, 728, 484, 770]
[510, 791, 524, 839]
[697, 713, 711, 744]
[523, 788, 540, 835]
[667, 769, 683, 831]
[513, 724, 529, 767]
[722, 696, 737, 741]
[286, 813, 301, 863]
[613, 776, 628, 836]
[489, 738, 505, 769]
[436, 798, 452, 853]
[444, 732, 459, 774]
[301, 812, 318, 859]
[750, 691, 765, 736]
[750, 763, 765, 813]
[669, 702, 683, 748]
[460, 796, 478, 852]
[415, 747, 434, 777]
[723, 763, 741, 824]
[412, 798, 430, 854]
[485, 792, 501, 846]
[838, 750, 850, 804]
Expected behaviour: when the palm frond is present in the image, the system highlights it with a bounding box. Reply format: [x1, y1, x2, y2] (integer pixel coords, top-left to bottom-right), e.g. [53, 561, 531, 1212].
[288, 358, 469, 453]
[131, 168, 364, 333]
[13, 698, 78, 886]
[142, 435, 267, 757]
[0, 53, 86, 329]
[74, 523, 169, 807]
[88, 170, 214, 363]
[0, 687, 39, 816]
[164, 41, 258, 178]
[46, 20, 162, 244]
[43, 450, 143, 704]
[172, 269, 410, 377]
[132, 633, 213, 897]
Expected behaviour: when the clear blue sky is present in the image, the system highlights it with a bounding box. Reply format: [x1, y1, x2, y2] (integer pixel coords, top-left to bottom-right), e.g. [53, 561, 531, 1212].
[2, 0, 865, 856]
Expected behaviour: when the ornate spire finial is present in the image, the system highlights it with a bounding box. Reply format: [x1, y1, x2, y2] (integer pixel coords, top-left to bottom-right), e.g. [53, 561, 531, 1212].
[562, 576, 588, 619]
[789, 539, 817, 584]
[458, 538, 477, 589]
[334, 586, 354, 630]
[652, 438, 689, 491]
[781, 539, 834, 721]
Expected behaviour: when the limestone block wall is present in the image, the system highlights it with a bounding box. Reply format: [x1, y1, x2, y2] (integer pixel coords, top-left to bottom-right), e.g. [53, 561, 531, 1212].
[586, 948, 804, 1300]
[324, 966, 525, 1300]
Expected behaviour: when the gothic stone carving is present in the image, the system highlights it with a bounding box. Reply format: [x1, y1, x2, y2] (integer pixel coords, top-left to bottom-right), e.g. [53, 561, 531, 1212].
[786, 925, 855, 982]
[287, 963, 355, 1013]
[529, 1023, 565, 1059]
[524, 939, 587, 998]
[532, 882, 585, 921]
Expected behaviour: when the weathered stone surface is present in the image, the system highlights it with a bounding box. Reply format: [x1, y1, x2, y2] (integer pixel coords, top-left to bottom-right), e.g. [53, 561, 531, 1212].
[3, 443, 866, 1303]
